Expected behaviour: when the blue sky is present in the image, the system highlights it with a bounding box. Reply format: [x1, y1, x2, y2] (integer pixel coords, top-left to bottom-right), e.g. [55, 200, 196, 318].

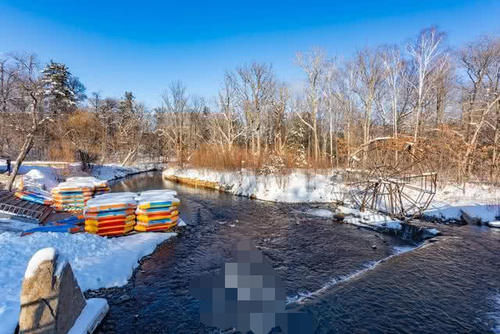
[0, 0, 499, 108]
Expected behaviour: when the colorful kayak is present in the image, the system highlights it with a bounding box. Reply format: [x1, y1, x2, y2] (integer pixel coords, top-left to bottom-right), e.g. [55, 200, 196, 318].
[136, 211, 179, 222]
[137, 199, 180, 210]
[15, 192, 53, 205]
[85, 215, 135, 227]
[135, 206, 178, 215]
[136, 216, 178, 226]
[134, 221, 177, 232]
[84, 208, 136, 219]
[85, 221, 135, 235]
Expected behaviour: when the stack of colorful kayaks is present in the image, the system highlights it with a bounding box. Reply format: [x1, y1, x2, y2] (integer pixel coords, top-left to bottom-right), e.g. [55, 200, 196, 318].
[94, 182, 111, 195]
[66, 176, 110, 196]
[15, 185, 53, 206]
[51, 179, 96, 212]
[134, 190, 180, 232]
[84, 192, 137, 236]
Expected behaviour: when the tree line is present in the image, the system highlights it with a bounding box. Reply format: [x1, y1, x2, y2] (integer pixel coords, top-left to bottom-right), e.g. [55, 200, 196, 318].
[1, 27, 499, 190]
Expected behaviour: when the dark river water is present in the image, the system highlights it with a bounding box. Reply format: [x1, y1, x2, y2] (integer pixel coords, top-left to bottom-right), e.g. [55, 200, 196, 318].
[90, 172, 500, 334]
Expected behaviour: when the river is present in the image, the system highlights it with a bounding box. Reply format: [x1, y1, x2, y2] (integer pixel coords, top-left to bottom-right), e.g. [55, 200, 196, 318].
[89, 172, 500, 333]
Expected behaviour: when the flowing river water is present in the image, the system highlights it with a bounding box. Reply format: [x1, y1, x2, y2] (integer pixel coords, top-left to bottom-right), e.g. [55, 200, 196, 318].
[89, 172, 500, 333]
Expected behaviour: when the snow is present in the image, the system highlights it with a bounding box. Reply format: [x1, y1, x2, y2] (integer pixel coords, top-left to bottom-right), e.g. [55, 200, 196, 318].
[86, 192, 137, 208]
[163, 168, 347, 203]
[0, 218, 38, 233]
[91, 163, 157, 181]
[304, 208, 334, 218]
[68, 298, 109, 334]
[425, 228, 440, 236]
[164, 168, 500, 226]
[136, 189, 178, 200]
[489, 221, 500, 228]
[22, 168, 60, 190]
[338, 206, 403, 231]
[424, 183, 500, 224]
[0, 161, 158, 191]
[24, 247, 56, 279]
[0, 231, 176, 334]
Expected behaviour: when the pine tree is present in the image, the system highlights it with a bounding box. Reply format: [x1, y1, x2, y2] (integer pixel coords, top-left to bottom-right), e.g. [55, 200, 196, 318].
[41, 61, 85, 113]
[119, 91, 135, 114]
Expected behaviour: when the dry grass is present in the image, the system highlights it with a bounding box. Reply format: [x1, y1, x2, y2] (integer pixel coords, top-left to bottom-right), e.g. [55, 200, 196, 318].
[188, 144, 335, 174]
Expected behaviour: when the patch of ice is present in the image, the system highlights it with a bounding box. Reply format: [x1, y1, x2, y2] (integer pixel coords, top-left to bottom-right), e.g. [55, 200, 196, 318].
[342, 208, 402, 232]
[392, 245, 416, 255]
[304, 208, 334, 218]
[426, 228, 440, 235]
[488, 221, 500, 228]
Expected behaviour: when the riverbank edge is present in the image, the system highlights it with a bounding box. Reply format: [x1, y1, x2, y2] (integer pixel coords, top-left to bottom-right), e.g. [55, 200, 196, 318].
[162, 167, 345, 203]
[163, 169, 440, 241]
[105, 166, 161, 185]
[162, 167, 500, 226]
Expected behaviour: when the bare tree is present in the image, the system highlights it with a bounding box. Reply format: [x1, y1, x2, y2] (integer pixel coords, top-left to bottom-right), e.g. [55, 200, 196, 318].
[296, 49, 326, 162]
[212, 74, 245, 148]
[0, 56, 17, 113]
[407, 27, 446, 142]
[233, 63, 275, 155]
[352, 48, 385, 163]
[459, 36, 500, 179]
[7, 54, 53, 191]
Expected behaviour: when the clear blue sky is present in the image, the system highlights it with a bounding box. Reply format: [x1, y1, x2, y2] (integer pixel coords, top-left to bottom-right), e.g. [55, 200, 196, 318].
[0, 0, 499, 108]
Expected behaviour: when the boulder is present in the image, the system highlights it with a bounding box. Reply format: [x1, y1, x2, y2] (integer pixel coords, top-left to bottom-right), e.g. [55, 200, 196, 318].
[19, 247, 86, 334]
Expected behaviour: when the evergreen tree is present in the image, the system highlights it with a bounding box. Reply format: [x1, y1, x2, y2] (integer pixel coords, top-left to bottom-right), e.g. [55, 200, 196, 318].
[41, 60, 85, 113]
[119, 91, 135, 114]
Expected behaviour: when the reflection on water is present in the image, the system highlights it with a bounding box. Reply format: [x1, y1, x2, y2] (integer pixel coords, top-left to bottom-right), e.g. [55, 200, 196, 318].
[96, 172, 500, 333]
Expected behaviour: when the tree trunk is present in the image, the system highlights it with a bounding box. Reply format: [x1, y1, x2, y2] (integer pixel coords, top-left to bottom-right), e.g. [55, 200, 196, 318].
[363, 98, 372, 165]
[491, 100, 500, 183]
[121, 147, 137, 167]
[7, 134, 34, 191]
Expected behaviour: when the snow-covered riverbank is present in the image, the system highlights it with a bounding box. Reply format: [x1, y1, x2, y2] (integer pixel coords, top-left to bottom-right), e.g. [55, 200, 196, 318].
[0, 161, 161, 191]
[424, 183, 500, 225]
[0, 231, 176, 334]
[163, 167, 500, 225]
[163, 167, 348, 203]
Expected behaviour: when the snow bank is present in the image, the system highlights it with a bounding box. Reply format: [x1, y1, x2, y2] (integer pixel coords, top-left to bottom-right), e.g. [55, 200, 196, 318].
[0, 231, 176, 334]
[68, 298, 109, 334]
[22, 167, 60, 190]
[0, 161, 158, 191]
[91, 164, 147, 181]
[163, 168, 347, 203]
[425, 183, 500, 224]
[164, 168, 500, 225]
